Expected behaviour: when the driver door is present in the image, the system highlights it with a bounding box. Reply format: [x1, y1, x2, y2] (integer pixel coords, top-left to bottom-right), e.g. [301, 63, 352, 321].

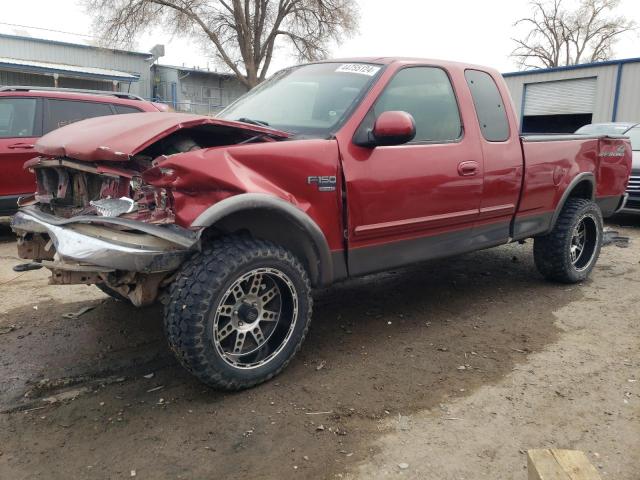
[340, 66, 484, 275]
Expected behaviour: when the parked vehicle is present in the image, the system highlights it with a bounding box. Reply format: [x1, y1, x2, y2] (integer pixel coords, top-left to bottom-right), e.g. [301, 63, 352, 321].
[0, 86, 167, 216]
[11, 58, 631, 390]
[575, 122, 640, 213]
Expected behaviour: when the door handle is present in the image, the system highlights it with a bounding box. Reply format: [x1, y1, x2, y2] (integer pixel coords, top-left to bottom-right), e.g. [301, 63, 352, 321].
[458, 161, 479, 176]
[8, 143, 35, 149]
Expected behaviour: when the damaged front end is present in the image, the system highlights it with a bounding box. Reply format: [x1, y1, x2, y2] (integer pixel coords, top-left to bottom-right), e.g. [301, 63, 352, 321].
[12, 152, 199, 306]
[12, 205, 199, 306]
[12, 113, 289, 306]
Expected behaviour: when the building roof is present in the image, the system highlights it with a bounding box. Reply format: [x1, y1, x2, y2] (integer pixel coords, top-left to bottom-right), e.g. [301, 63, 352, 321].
[0, 32, 153, 58]
[0, 56, 140, 82]
[155, 63, 235, 77]
[503, 56, 640, 77]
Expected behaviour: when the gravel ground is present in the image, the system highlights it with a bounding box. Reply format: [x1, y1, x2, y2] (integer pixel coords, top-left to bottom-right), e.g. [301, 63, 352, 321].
[0, 216, 638, 479]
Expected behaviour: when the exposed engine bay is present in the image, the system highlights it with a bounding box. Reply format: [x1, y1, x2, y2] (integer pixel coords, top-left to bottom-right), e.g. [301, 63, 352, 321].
[25, 156, 175, 223]
[13, 121, 283, 306]
[23, 124, 274, 222]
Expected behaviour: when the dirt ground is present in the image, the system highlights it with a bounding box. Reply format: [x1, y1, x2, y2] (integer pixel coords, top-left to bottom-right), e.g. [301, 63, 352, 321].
[0, 217, 638, 480]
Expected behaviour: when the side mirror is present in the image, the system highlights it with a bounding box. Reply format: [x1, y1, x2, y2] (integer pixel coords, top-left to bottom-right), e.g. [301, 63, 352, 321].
[355, 111, 416, 148]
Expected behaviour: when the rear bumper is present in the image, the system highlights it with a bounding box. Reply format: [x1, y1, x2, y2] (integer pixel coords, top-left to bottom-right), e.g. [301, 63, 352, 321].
[11, 207, 199, 272]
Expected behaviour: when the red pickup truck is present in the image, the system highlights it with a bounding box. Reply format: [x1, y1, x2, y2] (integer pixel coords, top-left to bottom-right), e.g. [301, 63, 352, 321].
[11, 58, 631, 390]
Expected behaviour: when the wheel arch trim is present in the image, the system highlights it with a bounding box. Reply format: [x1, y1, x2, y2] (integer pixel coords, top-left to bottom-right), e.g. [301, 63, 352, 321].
[191, 193, 334, 286]
[547, 172, 595, 233]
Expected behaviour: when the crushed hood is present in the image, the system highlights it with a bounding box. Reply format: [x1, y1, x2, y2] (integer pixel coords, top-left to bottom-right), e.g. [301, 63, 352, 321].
[35, 112, 290, 162]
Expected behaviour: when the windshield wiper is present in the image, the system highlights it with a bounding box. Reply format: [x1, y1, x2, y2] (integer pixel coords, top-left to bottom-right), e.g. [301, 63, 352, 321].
[236, 117, 270, 127]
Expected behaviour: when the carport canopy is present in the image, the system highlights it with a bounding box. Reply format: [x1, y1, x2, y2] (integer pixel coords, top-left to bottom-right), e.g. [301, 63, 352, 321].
[0, 56, 140, 83]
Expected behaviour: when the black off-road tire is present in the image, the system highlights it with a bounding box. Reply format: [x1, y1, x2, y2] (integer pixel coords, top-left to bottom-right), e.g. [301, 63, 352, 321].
[164, 236, 312, 390]
[533, 198, 603, 283]
[96, 283, 130, 303]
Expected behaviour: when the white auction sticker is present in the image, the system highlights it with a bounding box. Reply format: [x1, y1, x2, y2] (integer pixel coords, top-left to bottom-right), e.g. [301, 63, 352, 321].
[335, 64, 381, 76]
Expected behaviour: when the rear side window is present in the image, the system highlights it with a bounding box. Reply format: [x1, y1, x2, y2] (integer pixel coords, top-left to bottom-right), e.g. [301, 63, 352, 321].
[113, 104, 142, 115]
[45, 99, 113, 133]
[371, 67, 462, 143]
[465, 70, 510, 142]
[0, 98, 38, 138]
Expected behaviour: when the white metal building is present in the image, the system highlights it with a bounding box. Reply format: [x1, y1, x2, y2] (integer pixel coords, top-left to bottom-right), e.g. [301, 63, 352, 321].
[503, 57, 640, 133]
[152, 64, 248, 115]
[0, 34, 248, 113]
[0, 33, 157, 99]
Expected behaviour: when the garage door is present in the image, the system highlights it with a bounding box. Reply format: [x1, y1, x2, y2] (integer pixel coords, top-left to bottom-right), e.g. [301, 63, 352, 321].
[524, 77, 597, 116]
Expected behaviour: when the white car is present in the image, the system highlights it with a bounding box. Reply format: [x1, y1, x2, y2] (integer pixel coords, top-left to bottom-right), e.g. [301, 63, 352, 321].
[576, 122, 640, 213]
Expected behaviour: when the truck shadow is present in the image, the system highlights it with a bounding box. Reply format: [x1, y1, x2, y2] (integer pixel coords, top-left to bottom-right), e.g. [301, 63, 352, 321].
[0, 224, 15, 243]
[607, 213, 640, 229]
[0, 241, 585, 479]
[0, 241, 570, 411]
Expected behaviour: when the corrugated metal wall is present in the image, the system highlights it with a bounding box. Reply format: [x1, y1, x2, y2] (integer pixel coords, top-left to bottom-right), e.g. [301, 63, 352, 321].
[152, 65, 179, 103]
[220, 77, 249, 106]
[0, 35, 152, 98]
[503, 64, 620, 123]
[615, 62, 640, 122]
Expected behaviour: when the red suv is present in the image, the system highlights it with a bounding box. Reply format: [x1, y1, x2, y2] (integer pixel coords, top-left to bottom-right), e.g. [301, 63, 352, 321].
[0, 86, 166, 216]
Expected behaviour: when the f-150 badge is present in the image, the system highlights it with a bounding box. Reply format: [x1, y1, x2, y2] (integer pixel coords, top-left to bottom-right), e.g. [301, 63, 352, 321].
[599, 145, 626, 157]
[307, 175, 337, 192]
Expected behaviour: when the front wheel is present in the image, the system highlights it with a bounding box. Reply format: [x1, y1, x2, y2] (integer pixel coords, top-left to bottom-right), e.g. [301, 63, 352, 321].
[164, 236, 312, 390]
[533, 198, 603, 283]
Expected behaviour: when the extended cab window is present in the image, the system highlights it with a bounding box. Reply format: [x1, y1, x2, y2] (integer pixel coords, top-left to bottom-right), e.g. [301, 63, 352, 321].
[45, 99, 113, 133]
[465, 70, 510, 142]
[0, 98, 37, 138]
[371, 67, 462, 143]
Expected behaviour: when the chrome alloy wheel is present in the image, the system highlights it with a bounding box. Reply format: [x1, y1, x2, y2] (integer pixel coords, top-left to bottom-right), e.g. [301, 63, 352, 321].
[212, 267, 298, 369]
[570, 214, 598, 271]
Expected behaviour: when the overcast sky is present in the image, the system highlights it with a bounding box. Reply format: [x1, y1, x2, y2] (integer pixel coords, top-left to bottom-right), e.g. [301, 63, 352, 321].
[1, 0, 639, 74]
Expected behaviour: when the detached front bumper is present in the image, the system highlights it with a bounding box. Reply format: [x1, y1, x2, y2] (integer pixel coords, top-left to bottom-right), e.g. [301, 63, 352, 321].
[11, 207, 199, 273]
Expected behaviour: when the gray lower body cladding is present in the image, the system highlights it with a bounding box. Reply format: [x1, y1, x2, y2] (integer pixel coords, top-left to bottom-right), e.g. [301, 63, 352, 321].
[11, 207, 199, 273]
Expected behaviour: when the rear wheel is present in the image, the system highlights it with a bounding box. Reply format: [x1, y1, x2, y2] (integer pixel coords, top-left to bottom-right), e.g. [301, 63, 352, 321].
[164, 236, 312, 390]
[533, 198, 603, 283]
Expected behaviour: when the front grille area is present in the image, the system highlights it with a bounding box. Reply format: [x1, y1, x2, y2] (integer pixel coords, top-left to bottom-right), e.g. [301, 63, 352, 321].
[627, 174, 640, 196]
[626, 197, 640, 210]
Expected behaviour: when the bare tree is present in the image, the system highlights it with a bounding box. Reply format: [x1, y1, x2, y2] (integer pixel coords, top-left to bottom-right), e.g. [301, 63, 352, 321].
[511, 0, 636, 69]
[84, 0, 359, 88]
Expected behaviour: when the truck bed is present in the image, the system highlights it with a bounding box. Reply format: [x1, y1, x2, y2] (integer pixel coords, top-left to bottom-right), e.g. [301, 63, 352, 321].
[513, 134, 631, 240]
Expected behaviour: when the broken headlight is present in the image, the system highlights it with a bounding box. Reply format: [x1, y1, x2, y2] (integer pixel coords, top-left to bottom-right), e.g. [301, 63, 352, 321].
[90, 197, 137, 217]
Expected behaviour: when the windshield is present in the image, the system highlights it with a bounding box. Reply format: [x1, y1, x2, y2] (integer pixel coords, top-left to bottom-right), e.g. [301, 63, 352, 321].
[627, 126, 640, 151]
[218, 62, 382, 137]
